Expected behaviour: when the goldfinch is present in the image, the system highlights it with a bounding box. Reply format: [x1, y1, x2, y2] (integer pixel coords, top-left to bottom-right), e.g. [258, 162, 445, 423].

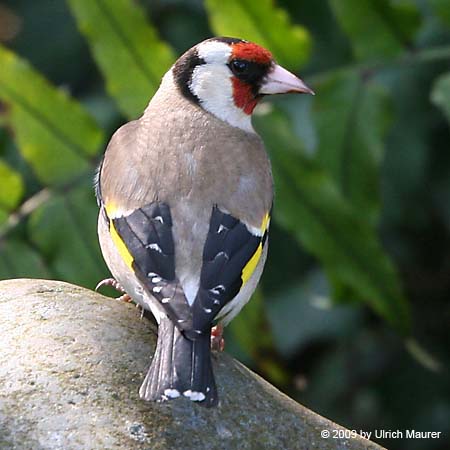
[95, 37, 313, 407]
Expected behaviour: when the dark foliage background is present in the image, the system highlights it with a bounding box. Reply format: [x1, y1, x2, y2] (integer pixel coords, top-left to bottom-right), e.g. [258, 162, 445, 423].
[0, 1, 449, 448]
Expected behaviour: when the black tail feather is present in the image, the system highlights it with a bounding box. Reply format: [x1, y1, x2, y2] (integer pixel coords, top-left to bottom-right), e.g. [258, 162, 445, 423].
[139, 318, 218, 407]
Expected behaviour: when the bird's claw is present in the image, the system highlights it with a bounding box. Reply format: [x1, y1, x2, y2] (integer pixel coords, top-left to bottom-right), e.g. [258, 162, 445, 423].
[95, 278, 132, 303]
[117, 293, 133, 303]
[95, 277, 126, 293]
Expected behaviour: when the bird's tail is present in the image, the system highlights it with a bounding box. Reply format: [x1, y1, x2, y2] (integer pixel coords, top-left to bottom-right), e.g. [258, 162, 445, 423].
[139, 318, 218, 407]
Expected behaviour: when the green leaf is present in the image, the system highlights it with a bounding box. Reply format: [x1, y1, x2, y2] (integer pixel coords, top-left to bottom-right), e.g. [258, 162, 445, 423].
[266, 270, 361, 357]
[228, 289, 270, 358]
[254, 109, 411, 335]
[0, 238, 50, 279]
[28, 182, 108, 288]
[431, 72, 450, 123]
[0, 45, 104, 186]
[228, 289, 289, 385]
[430, 0, 450, 26]
[205, 0, 311, 70]
[0, 159, 24, 210]
[405, 338, 442, 373]
[312, 70, 392, 221]
[329, 0, 420, 61]
[68, 0, 175, 119]
[0, 210, 7, 227]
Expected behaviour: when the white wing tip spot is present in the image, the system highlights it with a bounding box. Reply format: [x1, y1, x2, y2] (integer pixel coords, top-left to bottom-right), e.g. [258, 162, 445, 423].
[161, 297, 170, 303]
[152, 286, 163, 293]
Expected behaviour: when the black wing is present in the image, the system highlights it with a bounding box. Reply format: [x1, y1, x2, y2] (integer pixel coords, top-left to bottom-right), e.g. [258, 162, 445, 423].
[191, 206, 269, 333]
[109, 203, 193, 331]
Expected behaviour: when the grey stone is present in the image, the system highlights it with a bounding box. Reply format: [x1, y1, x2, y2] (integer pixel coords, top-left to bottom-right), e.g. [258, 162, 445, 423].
[0, 279, 384, 450]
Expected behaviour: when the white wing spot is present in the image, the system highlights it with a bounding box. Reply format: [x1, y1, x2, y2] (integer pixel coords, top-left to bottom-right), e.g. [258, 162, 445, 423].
[209, 284, 225, 296]
[217, 224, 228, 234]
[152, 286, 163, 294]
[151, 276, 162, 283]
[153, 216, 164, 224]
[161, 297, 170, 303]
[203, 307, 212, 313]
[216, 251, 229, 260]
[147, 243, 162, 253]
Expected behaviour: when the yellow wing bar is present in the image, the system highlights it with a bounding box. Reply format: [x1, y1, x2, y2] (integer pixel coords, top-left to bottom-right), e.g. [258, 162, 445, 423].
[241, 211, 271, 286]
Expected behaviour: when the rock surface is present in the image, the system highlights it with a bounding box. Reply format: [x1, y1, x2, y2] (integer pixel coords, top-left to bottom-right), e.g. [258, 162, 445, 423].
[0, 279, 384, 450]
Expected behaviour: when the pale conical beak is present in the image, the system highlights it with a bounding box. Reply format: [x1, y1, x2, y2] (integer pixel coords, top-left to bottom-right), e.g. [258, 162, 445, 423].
[259, 64, 315, 95]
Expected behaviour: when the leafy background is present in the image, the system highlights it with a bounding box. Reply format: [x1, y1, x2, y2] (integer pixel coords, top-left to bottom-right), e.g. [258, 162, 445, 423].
[0, 0, 449, 448]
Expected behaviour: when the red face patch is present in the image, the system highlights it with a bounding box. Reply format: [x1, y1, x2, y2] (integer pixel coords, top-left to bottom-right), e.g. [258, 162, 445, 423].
[231, 42, 273, 64]
[231, 78, 259, 115]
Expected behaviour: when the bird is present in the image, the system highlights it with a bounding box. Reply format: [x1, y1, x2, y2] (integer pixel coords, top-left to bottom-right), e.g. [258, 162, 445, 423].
[95, 37, 314, 407]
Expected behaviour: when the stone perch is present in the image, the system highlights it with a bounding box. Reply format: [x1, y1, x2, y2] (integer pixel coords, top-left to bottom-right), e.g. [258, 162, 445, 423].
[0, 279, 384, 449]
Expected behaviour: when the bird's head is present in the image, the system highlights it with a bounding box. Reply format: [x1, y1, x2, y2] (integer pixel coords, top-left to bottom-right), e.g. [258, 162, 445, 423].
[170, 37, 314, 132]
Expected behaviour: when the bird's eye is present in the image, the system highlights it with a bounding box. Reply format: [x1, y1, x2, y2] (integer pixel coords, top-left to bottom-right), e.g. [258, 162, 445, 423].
[230, 59, 249, 76]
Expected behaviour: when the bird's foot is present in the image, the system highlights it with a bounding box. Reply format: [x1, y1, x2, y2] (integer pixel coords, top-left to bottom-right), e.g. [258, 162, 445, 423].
[211, 324, 225, 352]
[95, 278, 132, 303]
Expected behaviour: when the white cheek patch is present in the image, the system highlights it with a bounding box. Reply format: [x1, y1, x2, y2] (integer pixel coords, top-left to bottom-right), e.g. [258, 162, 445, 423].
[191, 64, 232, 104]
[190, 64, 234, 111]
[190, 64, 253, 133]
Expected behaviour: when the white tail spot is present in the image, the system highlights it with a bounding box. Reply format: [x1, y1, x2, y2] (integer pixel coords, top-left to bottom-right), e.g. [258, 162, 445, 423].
[183, 390, 206, 402]
[164, 388, 180, 398]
